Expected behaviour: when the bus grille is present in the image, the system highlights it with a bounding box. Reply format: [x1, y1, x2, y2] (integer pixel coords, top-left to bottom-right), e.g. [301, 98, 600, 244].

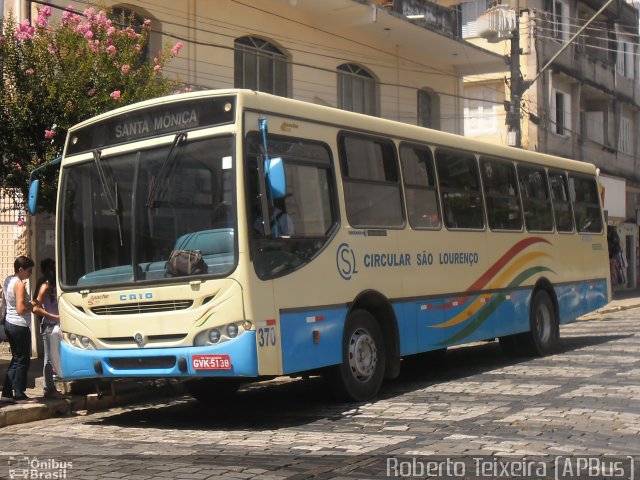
[91, 300, 193, 315]
[98, 334, 188, 345]
[107, 356, 176, 370]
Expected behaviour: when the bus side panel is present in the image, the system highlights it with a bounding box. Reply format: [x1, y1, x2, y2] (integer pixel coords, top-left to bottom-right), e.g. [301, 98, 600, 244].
[556, 279, 608, 324]
[392, 303, 419, 356]
[585, 279, 608, 314]
[416, 289, 531, 349]
[279, 307, 347, 374]
[556, 283, 585, 324]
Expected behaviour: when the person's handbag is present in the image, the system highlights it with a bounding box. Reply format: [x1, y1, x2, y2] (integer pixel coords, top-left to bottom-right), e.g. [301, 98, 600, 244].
[0, 276, 8, 326]
[166, 249, 207, 276]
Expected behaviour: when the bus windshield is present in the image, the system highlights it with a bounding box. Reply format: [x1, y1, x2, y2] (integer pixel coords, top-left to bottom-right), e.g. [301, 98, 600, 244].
[60, 134, 235, 288]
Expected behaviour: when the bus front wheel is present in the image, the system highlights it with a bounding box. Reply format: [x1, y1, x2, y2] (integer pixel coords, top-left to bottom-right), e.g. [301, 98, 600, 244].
[330, 309, 386, 402]
[521, 290, 559, 356]
[185, 378, 241, 404]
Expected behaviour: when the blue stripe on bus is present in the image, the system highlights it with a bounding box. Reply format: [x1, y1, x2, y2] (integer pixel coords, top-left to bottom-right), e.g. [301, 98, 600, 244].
[279, 279, 608, 374]
[60, 279, 608, 380]
[60, 331, 258, 380]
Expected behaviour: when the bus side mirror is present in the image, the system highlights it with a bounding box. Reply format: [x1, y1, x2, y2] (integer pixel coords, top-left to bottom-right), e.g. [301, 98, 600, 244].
[27, 156, 62, 215]
[266, 157, 286, 199]
[28, 179, 40, 215]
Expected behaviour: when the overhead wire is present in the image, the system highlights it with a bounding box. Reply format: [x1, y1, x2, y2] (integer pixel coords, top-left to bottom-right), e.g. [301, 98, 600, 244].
[27, 0, 508, 108]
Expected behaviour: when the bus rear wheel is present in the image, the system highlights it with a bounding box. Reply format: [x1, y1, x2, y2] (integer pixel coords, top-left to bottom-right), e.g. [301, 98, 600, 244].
[330, 309, 386, 402]
[185, 378, 241, 404]
[521, 290, 559, 356]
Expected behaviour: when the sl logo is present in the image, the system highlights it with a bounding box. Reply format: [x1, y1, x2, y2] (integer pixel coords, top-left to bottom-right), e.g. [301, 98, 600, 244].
[336, 243, 358, 280]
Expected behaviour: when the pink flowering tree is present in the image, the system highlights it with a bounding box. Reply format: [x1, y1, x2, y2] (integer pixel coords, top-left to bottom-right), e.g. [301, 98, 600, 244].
[0, 5, 184, 213]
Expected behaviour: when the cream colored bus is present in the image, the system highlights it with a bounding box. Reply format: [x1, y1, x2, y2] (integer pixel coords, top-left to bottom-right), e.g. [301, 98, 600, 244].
[44, 89, 609, 401]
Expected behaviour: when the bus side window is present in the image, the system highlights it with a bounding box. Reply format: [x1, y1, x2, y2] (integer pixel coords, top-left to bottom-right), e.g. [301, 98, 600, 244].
[548, 170, 575, 233]
[481, 157, 523, 231]
[435, 149, 484, 230]
[569, 174, 603, 234]
[339, 133, 403, 228]
[516, 165, 553, 232]
[399, 144, 441, 229]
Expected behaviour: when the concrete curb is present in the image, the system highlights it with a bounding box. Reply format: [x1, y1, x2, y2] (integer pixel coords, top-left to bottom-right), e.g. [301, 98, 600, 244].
[578, 302, 640, 320]
[0, 381, 185, 428]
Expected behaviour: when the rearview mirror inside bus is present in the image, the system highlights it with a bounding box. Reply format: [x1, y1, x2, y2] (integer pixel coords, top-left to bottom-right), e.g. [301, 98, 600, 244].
[28, 179, 40, 215]
[266, 157, 286, 199]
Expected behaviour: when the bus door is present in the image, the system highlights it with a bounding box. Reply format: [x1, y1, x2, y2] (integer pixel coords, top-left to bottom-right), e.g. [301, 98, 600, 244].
[244, 112, 344, 376]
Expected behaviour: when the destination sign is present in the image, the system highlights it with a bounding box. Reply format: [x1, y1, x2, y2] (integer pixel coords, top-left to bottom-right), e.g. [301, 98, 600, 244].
[67, 96, 235, 155]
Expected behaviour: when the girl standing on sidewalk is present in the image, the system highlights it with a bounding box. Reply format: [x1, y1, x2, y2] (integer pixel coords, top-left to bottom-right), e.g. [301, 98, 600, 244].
[1, 256, 38, 404]
[33, 258, 64, 399]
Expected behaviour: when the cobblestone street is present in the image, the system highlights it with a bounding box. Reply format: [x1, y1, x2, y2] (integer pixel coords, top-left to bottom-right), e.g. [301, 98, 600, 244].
[1, 309, 639, 479]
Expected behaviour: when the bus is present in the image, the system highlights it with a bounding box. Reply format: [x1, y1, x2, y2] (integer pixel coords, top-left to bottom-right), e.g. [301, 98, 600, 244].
[37, 89, 610, 402]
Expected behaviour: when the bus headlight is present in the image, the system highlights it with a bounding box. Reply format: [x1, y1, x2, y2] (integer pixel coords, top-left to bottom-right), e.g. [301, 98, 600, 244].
[194, 322, 244, 346]
[64, 332, 95, 350]
[227, 324, 238, 338]
[208, 329, 220, 343]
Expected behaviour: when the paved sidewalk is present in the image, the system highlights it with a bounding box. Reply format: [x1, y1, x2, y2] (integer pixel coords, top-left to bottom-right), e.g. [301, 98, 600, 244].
[584, 287, 640, 315]
[0, 353, 184, 428]
[1, 287, 639, 427]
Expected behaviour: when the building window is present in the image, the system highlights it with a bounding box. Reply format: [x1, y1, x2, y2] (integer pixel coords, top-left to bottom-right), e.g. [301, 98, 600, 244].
[464, 87, 500, 135]
[617, 39, 634, 78]
[619, 116, 632, 154]
[417, 89, 440, 130]
[460, 0, 488, 38]
[337, 64, 378, 116]
[584, 111, 604, 144]
[111, 7, 150, 61]
[234, 37, 288, 97]
[551, 0, 569, 42]
[551, 89, 570, 136]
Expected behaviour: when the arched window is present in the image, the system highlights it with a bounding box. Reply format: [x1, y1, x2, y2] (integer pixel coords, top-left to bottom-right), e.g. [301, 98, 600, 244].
[337, 63, 378, 116]
[111, 6, 152, 61]
[234, 36, 288, 97]
[418, 88, 441, 130]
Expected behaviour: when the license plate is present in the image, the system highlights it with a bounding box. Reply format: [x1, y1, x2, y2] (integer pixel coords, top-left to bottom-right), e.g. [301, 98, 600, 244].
[191, 354, 232, 370]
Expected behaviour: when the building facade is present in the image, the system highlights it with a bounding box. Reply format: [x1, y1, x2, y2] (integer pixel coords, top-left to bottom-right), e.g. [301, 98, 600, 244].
[1, 0, 505, 283]
[452, 0, 640, 290]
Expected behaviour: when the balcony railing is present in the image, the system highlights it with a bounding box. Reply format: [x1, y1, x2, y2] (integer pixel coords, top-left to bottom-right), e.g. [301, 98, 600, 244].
[387, 0, 459, 38]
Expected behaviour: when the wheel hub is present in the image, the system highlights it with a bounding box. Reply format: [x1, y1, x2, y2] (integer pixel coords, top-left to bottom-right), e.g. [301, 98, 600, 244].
[536, 302, 552, 344]
[348, 328, 377, 382]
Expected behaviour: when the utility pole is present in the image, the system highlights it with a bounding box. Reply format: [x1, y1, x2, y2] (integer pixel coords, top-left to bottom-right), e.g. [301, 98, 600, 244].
[505, 0, 615, 149]
[507, 0, 523, 148]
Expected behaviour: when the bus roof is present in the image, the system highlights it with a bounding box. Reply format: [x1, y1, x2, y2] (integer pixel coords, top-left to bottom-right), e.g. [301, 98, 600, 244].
[68, 88, 597, 176]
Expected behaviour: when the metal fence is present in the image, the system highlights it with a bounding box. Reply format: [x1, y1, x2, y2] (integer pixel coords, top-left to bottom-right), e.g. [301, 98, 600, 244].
[0, 188, 29, 282]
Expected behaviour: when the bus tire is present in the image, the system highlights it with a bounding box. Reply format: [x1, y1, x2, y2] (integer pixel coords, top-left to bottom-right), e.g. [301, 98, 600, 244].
[520, 290, 559, 356]
[185, 378, 241, 404]
[330, 309, 386, 402]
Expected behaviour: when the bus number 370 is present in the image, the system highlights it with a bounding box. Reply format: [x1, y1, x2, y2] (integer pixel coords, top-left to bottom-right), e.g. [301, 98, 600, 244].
[258, 327, 277, 347]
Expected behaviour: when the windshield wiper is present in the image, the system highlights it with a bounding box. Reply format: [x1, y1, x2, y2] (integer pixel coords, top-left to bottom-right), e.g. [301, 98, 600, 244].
[145, 132, 188, 209]
[93, 149, 123, 246]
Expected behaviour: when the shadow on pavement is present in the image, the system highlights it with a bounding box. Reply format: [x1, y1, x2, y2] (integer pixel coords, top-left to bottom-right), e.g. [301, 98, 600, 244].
[85, 330, 629, 431]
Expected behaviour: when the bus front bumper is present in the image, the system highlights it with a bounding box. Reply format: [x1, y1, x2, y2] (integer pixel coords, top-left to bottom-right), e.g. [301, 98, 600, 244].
[59, 331, 258, 380]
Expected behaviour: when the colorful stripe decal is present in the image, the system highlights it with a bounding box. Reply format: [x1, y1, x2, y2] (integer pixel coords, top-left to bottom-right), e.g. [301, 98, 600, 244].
[194, 306, 216, 327]
[432, 251, 552, 328]
[436, 266, 555, 345]
[432, 237, 552, 310]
